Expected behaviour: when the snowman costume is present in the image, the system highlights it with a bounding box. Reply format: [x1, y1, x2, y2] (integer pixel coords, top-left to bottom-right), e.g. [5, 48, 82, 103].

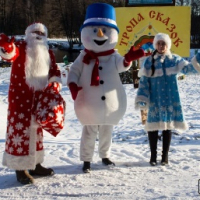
[67, 3, 144, 172]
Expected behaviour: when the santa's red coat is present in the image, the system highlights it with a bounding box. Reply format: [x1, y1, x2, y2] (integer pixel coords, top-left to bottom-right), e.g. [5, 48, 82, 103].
[2, 40, 61, 170]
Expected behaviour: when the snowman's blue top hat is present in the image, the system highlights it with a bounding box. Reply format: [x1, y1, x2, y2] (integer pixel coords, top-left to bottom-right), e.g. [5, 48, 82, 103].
[80, 3, 119, 33]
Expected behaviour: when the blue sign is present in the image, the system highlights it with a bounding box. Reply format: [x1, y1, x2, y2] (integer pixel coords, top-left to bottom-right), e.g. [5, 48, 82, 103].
[127, 0, 174, 5]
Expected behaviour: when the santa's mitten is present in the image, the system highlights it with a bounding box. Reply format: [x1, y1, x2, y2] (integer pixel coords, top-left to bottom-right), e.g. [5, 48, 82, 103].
[35, 86, 66, 137]
[69, 82, 82, 100]
[124, 46, 145, 66]
[44, 82, 60, 94]
[0, 33, 15, 53]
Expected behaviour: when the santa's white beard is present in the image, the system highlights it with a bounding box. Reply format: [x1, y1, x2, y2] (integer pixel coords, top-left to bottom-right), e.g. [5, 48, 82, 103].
[25, 33, 50, 91]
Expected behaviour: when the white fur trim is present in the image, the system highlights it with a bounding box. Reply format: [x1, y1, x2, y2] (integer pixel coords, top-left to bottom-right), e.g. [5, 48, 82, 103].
[165, 59, 189, 75]
[138, 66, 147, 77]
[151, 68, 163, 77]
[138, 67, 164, 77]
[139, 56, 148, 69]
[153, 33, 171, 50]
[84, 17, 117, 26]
[25, 42, 50, 91]
[25, 23, 48, 37]
[0, 44, 16, 60]
[49, 76, 62, 90]
[144, 121, 188, 132]
[2, 116, 44, 170]
[2, 151, 44, 170]
[191, 56, 200, 72]
[49, 76, 62, 84]
[153, 51, 172, 60]
[29, 115, 39, 156]
[139, 53, 185, 77]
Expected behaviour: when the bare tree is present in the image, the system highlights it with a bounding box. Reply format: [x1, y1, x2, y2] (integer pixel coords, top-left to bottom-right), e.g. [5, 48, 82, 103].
[0, 0, 6, 32]
[25, 0, 46, 24]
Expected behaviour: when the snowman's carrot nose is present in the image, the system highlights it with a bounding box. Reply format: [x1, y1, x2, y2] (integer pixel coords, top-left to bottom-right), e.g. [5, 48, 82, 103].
[97, 28, 104, 37]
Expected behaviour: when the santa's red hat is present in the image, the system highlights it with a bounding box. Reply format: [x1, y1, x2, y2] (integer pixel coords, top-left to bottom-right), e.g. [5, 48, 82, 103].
[25, 22, 48, 37]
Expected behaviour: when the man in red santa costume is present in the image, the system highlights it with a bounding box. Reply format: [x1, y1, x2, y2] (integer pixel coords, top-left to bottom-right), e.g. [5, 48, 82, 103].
[0, 22, 62, 184]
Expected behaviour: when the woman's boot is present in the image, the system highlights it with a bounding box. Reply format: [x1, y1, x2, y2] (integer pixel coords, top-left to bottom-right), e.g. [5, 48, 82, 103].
[161, 130, 172, 165]
[148, 131, 158, 166]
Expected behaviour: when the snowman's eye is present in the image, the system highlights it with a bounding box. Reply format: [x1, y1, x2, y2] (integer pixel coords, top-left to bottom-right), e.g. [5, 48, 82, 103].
[102, 28, 106, 34]
[93, 28, 98, 33]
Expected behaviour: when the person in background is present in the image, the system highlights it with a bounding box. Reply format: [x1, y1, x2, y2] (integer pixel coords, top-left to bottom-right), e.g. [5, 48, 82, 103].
[0, 22, 63, 184]
[135, 33, 200, 166]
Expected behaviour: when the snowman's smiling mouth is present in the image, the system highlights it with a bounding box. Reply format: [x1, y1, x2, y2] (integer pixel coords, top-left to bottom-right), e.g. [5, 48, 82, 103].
[94, 40, 107, 45]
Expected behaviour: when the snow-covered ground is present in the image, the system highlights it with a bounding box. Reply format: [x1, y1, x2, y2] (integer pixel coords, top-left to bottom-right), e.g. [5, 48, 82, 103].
[0, 63, 200, 199]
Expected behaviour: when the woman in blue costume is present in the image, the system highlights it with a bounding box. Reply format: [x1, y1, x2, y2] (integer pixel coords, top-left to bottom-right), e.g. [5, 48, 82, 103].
[135, 33, 200, 166]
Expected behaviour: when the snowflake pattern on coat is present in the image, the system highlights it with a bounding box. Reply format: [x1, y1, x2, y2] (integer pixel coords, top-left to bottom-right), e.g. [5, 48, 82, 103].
[35, 82, 66, 137]
[3, 40, 61, 158]
[135, 53, 200, 131]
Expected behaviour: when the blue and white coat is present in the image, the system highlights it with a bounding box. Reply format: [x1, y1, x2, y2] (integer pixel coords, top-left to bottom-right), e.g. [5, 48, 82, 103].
[135, 52, 200, 132]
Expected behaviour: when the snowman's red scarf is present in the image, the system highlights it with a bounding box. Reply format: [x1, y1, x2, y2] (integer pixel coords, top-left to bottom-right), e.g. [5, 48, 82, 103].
[83, 49, 115, 86]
